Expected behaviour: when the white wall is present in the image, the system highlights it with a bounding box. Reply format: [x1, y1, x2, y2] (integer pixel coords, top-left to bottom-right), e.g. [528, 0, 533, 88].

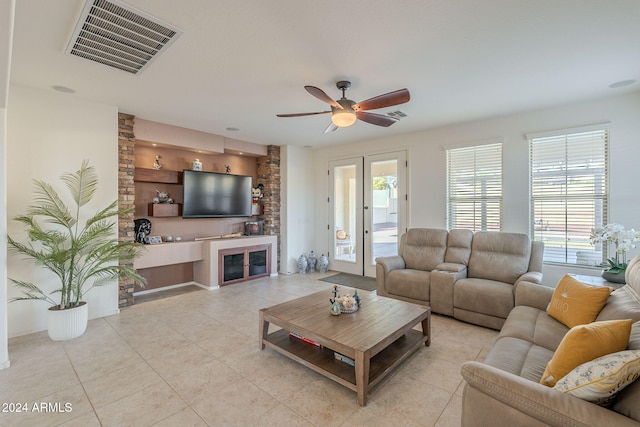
[311, 92, 640, 286]
[281, 145, 315, 273]
[6, 84, 119, 338]
[0, 0, 15, 368]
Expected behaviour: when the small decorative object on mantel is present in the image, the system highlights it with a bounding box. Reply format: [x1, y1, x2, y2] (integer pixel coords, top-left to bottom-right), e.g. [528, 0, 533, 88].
[134, 218, 152, 244]
[318, 253, 329, 273]
[225, 164, 231, 174]
[307, 251, 317, 272]
[590, 223, 640, 284]
[297, 253, 308, 274]
[191, 158, 202, 171]
[153, 155, 162, 170]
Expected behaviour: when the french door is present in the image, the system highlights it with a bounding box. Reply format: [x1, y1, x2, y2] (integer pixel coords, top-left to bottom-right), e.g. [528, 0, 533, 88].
[329, 151, 407, 277]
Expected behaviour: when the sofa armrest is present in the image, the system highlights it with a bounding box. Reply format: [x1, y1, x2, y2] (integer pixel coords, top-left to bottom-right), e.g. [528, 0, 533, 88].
[430, 266, 468, 316]
[434, 262, 467, 273]
[461, 361, 639, 427]
[515, 271, 543, 286]
[514, 281, 554, 311]
[375, 255, 405, 273]
[375, 255, 405, 297]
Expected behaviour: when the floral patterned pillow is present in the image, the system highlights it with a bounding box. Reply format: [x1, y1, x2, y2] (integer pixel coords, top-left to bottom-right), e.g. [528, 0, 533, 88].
[554, 350, 640, 406]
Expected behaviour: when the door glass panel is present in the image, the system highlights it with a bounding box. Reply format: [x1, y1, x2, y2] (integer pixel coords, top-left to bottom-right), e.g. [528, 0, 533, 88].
[223, 253, 244, 282]
[248, 250, 267, 277]
[370, 159, 399, 263]
[334, 164, 357, 262]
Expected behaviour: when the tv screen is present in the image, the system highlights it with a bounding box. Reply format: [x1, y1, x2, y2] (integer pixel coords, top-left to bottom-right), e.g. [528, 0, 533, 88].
[182, 170, 253, 218]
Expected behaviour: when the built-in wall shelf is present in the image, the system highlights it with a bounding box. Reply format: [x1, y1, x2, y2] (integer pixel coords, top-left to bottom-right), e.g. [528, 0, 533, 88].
[148, 203, 182, 217]
[134, 167, 183, 184]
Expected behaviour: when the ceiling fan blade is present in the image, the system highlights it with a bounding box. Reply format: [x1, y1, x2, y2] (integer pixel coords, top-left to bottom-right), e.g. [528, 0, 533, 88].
[324, 122, 338, 133]
[305, 86, 343, 109]
[353, 88, 410, 111]
[276, 111, 331, 117]
[356, 111, 399, 127]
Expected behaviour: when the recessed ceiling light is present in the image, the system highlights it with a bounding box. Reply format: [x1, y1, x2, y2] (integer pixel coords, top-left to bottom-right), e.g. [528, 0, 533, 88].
[52, 85, 75, 94]
[226, 127, 240, 132]
[609, 80, 636, 88]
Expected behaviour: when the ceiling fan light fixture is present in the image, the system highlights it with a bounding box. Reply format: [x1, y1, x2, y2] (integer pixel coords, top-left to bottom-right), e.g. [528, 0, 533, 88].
[331, 109, 357, 127]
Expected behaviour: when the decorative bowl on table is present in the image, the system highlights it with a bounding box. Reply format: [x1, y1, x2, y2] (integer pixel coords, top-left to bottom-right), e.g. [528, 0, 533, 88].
[338, 294, 358, 313]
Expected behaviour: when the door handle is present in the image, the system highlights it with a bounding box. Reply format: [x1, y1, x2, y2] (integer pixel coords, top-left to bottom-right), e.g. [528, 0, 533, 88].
[364, 205, 369, 210]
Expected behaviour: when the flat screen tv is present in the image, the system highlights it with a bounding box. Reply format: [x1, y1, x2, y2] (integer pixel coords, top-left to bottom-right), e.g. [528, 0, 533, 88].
[182, 170, 253, 218]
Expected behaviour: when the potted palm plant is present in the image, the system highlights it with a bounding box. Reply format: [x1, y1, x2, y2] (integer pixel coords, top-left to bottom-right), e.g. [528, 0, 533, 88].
[7, 160, 145, 341]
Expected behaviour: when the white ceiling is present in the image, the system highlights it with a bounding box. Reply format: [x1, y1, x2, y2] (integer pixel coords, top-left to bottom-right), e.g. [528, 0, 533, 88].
[9, 0, 640, 148]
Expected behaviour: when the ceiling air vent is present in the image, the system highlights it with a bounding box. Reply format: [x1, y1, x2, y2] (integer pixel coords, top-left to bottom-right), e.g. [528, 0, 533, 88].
[65, 0, 182, 75]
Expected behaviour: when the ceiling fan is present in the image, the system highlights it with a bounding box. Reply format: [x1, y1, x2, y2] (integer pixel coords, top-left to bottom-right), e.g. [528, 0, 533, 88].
[277, 81, 410, 133]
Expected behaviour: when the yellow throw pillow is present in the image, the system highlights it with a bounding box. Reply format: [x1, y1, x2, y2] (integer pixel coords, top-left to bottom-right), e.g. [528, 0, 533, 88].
[547, 274, 611, 328]
[540, 319, 632, 387]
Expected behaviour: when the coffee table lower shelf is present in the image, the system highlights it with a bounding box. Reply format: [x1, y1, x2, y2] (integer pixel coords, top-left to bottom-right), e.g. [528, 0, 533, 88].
[262, 328, 426, 397]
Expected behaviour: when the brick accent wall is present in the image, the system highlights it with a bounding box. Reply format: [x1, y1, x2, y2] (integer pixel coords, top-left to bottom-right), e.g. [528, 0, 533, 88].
[118, 113, 136, 307]
[257, 145, 281, 271]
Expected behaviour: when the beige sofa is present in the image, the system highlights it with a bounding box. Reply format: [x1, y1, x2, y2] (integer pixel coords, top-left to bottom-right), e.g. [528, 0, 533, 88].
[460, 256, 640, 426]
[376, 228, 544, 329]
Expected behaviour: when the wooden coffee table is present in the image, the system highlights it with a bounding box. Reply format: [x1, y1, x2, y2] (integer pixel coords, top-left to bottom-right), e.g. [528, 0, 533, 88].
[259, 289, 431, 406]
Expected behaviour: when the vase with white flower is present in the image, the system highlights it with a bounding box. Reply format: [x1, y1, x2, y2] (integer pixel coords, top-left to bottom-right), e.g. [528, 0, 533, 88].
[590, 223, 640, 284]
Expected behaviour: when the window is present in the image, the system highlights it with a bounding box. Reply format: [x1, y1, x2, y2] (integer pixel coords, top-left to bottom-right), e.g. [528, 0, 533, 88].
[529, 127, 608, 265]
[446, 142, 502, 231]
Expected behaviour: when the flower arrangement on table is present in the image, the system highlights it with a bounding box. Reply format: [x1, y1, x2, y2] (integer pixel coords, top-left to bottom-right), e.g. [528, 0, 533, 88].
[337, 293, 358, 313]
[590, 223, 640, 275]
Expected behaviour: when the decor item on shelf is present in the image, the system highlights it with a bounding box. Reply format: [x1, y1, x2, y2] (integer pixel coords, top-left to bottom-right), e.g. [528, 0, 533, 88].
[7, 160, 145, 341]
[174, 236, 182, 242]
[164, 235, 174, 242]
[154, 190, 173, 204]
[590, 223, 640, 284]
[153, 155, 162, 170]
[225, 164, 231, 174]
[252, 184, 264, 204]
[318, 253, 329, 273]
[245, 220, 264, 236]
[308, 251, 317, 272]
[134, 218, 152, 244]
[297, 253, 308, 274]
[191, 158, 202, 171]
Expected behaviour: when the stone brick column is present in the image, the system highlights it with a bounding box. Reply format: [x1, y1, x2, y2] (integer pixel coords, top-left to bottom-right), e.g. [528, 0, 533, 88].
[257, 145, 281, 271]
[118, 113, 136, 307]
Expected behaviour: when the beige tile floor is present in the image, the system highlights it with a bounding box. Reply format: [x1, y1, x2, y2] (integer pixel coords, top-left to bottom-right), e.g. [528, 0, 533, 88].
[0, 272, 498, 426]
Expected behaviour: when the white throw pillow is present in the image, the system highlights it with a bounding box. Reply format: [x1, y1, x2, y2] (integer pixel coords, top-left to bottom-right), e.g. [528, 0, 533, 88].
[554, 350, 640, 406]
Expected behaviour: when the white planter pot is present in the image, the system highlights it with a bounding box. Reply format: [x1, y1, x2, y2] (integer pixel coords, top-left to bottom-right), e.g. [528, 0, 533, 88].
[47, 302, 88, 341]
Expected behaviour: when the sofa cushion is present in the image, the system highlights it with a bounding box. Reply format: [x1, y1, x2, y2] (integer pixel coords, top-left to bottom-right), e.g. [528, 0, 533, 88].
[554, 350, 640, 406]
[612, 376, 640, 421]
[499, 305, 568, 352]
[540, 319, 633, 387]
[597, 285, 640, 324]
[444, 229, 473, 265]
[467, 232, 531, 284]
[484, 336, 554, 382]
[629, 321, 640, 350]
[386, 269, 431, 302]
[548, 274, 611, 328]
[454, 278, 514, 319]
[400, 228, 448, 271]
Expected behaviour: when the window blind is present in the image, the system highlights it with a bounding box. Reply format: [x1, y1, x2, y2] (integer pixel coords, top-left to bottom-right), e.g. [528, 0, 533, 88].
[529, 129, 608, 265]
[446, 142, 502, 231]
